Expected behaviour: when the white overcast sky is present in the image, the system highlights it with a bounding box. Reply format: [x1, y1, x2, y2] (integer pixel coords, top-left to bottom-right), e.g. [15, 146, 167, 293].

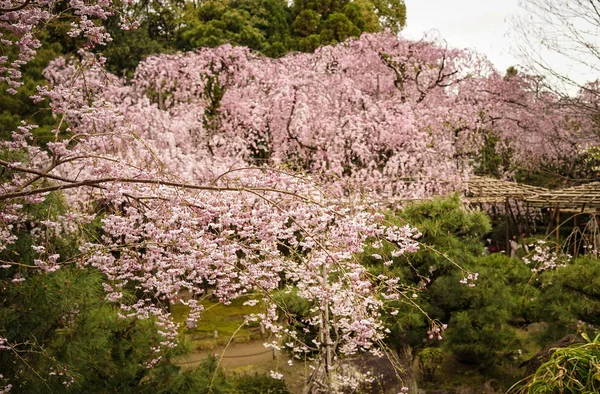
[401, 0, 521, 73]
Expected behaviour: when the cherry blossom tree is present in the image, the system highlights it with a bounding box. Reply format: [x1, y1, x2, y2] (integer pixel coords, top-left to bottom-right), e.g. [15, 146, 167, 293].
[1, 63, 433, 391]
[0, 15, 451, 392]
[2, 2, 596, 389]
[128, 35, 474, 200]
[129, 33, 592, 187]
[461, 69, 595, 176]
[0, 0, 132, 94]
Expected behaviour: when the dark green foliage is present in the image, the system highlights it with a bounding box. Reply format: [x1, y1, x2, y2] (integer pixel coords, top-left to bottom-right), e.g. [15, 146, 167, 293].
[273, 288, 317, 351]
[290, 0, 404, 48]
[296, 34, 323, 52]
[319, 12, 361, 44]
[176, 0, 296, 58]
[97, 0, 183, 78]
[362, 197, 600, 379]
[365, 197, 537, 368]
[143, 0, 185, 43]
[370, 197, 600, 378]
[387, 195, 491, 281]
[343, 2, 377, 33]
[292, 9, 321, 37]
[369, 0, 406, 32]
[0, 35, 63, 144]
[363, 197, 492, 350]
[152, 356, 235, 394]
[418, 347, 443, 380]
[102, 21, 168, 79]
[530, 256, 600, 341]
[232, 373, 290, 393]
[167, 0, 405, 71]
[0, 260, 242, 393]
[1, 269, 159, 393]
[425, 247, 529, 367]
[0, 163, 237, 393]
[0, 257, 238, 393]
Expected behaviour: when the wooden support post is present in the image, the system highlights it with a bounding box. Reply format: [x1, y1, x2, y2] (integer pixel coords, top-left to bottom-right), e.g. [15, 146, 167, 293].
[514, 200, 524, 235]
[320, 264, 332, 392]
[525, 202, 531, 234]
[556, 207, 560, 253]
[506, 198, 520, 236]
[592, 213, 598, 253]
[580, 205, 586, 256]
[546, 205, 559, 235]
[505, 199, 510, 254]
[574, 214, 578, 257]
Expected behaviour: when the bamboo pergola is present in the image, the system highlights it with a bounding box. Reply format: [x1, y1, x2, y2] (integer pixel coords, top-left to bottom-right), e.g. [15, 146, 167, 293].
[466, 178, 600, 255]
[525, 182, 600, 211]
[466, 176, 549, 204]
[464, 176, 550, 249]
[522, 183, 600, 255]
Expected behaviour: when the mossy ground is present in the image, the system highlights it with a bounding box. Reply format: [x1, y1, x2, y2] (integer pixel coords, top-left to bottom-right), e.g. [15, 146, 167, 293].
[171, 296, 266, 350]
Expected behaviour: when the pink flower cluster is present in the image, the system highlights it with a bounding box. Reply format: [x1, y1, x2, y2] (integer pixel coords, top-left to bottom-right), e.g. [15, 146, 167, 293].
[0, 0, 119, 93]
[523, 240, 570, 273]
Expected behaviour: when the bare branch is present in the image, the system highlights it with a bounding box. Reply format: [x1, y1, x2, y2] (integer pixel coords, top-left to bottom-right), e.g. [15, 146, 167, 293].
[0, 0, 31, 13]
[0, 161, 314, 202]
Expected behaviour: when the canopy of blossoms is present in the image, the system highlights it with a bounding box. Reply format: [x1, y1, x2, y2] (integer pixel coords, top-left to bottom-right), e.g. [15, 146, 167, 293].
[1, 1, 597, 389]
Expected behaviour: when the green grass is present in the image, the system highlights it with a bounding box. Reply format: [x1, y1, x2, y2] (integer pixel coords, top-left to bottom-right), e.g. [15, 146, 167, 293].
[171, 296, 266, 350]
